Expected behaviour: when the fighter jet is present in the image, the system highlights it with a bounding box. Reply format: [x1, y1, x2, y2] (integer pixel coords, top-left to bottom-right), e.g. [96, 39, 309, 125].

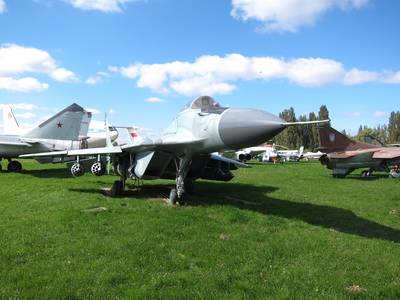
[3, 105, 119, 149]
[0, 103, 90, 172]
[318, 125, 400, 177]
[22, 96, 328, 204]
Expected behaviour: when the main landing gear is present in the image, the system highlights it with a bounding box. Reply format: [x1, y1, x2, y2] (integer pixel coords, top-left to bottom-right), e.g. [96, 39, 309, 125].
[168, 155, 192, 205]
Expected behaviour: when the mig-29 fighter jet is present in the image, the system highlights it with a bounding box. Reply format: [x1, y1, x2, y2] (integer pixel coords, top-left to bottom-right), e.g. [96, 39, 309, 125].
[22, 96, 328, 204]
[0, 103, 91, 172]
[318, 125, 400, 178]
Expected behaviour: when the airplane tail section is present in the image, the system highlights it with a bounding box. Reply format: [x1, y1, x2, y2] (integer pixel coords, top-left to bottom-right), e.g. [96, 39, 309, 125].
[2, 105, 20, 135]
[318, 125, 378, 153]
[23, 103, 87, 141]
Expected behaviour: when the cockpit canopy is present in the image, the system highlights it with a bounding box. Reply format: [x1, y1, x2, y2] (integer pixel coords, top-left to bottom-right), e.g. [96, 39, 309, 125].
[181, 96, 227, 114]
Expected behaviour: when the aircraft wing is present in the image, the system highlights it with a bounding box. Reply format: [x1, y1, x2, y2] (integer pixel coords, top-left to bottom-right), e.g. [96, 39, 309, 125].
[0, 140, 34, 147]
[372, 148, 400, 159]
[20, 138, 207, 159]
[210, 154, 250, 168]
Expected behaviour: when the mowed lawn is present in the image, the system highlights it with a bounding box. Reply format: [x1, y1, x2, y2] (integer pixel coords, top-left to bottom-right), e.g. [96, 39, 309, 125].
[1, 160, 400, 299]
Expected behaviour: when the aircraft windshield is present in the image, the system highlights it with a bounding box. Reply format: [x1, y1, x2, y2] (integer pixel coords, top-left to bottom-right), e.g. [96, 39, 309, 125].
[181, 96, 224, 112]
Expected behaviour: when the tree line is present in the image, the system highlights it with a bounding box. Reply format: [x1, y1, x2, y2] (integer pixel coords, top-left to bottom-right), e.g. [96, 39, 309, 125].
[274, 106, 400, 150]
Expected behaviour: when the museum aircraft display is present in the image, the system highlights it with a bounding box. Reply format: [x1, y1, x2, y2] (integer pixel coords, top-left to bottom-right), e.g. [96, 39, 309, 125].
[22, 96, 328, 204]
[0, 103, 90, 172]
[318, 125, 400, 177]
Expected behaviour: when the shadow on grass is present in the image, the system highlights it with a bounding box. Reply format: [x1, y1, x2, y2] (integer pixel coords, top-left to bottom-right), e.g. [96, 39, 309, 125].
[194, 181, 400, 243]
[21, 168, 71, 179]
[70, 180, 400, 243]
[69, 184, 173, 199]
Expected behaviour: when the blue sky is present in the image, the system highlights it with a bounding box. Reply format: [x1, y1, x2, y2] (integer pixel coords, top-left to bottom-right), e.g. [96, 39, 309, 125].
[0, 0, 399, 135]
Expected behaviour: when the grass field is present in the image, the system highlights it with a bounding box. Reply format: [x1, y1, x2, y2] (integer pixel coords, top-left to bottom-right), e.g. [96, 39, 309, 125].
[1, 160, 400, 299]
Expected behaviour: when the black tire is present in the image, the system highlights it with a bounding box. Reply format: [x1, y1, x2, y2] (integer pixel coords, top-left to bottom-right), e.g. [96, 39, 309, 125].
[185, 179, 195, 195]
[179, 192, 189, 206]
[8, 161, 22, 173]
[168, 189, 178, 205]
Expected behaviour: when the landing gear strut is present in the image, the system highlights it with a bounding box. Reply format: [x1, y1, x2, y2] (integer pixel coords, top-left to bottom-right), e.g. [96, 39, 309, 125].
[169, 155, 192, 205]
[7, 160, 22, 173]
[110, 155, 129, 197]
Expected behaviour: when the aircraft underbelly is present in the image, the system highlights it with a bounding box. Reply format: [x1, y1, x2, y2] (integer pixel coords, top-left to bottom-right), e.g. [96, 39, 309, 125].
[0, 144, 49, 158]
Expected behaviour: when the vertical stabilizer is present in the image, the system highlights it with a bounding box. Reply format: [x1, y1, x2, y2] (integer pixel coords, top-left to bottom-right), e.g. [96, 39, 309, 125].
[318, 126, 378, 153]
[2, 105, 20, 135]
[23, 103, 85, 140]
[79, 111, 92, 138]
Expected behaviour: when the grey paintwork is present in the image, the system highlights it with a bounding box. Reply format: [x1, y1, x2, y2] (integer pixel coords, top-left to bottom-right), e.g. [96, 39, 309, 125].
[0, 103, 89, 160]
[22, 96, 327, 201]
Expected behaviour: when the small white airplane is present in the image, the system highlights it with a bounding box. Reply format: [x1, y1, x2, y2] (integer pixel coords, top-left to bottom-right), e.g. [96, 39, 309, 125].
[276, 146, 304, 162]
[302, 150, 324, 160]
[236, 143, 304, 163]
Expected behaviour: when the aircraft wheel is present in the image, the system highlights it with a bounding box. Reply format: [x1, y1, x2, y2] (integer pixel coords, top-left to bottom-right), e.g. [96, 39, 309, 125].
[179, 192, 189, 206]
[91, 162, 105, 176]
[361, 170, 367, 177]
[8, 161, 22, 173]
[168, 188, 178, 205]
[71, 163, 85, 177]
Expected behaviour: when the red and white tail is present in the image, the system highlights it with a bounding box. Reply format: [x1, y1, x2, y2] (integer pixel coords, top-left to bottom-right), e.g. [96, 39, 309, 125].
[2, 105, 21, 135]
[127, 127, 142, 144]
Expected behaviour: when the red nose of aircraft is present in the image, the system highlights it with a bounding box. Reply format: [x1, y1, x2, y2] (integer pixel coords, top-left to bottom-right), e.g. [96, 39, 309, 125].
[218, 108, 286, 150]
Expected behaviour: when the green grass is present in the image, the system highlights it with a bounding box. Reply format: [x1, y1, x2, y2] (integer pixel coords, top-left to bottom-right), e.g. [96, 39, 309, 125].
[1, 160, 400, 299]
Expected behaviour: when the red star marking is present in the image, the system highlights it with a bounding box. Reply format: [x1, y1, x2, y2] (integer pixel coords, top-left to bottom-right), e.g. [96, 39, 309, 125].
[57, 122, 63, 128]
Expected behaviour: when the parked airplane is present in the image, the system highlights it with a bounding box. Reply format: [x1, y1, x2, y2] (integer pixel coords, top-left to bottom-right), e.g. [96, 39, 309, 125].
[22, 96, 328, 204]
[0, 103, 90, 172]
[303, 150, 324, 160]
[318, 125, 400, 177]
[2, 105, 119, 148]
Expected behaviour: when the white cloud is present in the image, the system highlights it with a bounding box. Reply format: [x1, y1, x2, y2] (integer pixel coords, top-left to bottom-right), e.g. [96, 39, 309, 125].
[108, 108, 117, 114]
[0, 44, 78, 92]
[111, 53, 400, 96]
[86, 108, 101, 114]
[0, 0, 6, 14]
[344, 111, 361, 117]
[0, 77, 49, 92]
[383, 71, 400, 84]
[374, 111, 388, 118]
[50, 68, 79, 82]
[231, 0, 370, 33]
[66, 0, 133, 13]
[344, 68, 379, 85]
[145, 97, 165, 103]
[85, 71, 110, 85]
[15, 112, 36, 119]
[0, 102, 39, 110]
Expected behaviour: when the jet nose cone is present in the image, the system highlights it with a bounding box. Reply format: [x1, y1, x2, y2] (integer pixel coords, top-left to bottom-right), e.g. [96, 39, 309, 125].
[219, 108, 285, 149]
